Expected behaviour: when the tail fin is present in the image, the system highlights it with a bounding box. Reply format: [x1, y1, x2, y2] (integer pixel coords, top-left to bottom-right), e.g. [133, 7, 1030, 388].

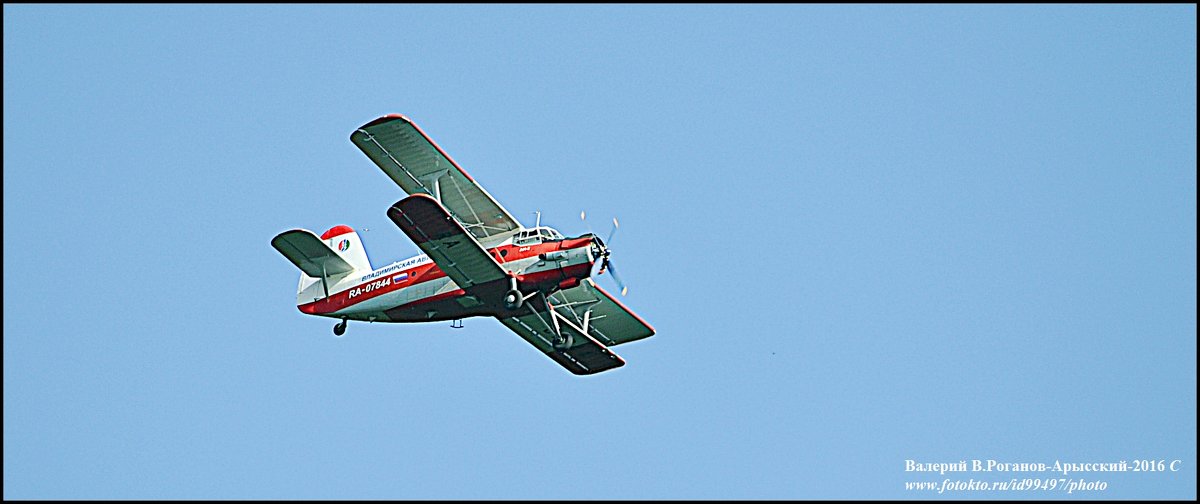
[272, 225, 373, 305]
[319, 225, 373, 272]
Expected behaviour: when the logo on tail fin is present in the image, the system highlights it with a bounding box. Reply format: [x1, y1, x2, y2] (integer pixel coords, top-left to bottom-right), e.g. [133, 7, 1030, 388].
[338, 239, 351, 252]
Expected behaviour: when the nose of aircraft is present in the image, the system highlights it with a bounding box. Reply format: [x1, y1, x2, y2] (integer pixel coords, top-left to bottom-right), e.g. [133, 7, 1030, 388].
[589, 234, 627, 296]
[581, 212, 628, 296]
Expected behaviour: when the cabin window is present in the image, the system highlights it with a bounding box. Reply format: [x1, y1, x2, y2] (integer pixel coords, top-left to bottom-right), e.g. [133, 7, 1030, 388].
[514, 227, 564, 246]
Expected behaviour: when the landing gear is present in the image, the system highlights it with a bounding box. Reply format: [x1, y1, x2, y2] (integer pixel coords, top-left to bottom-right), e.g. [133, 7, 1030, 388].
[504, 275, 524, 311]
[503, 289, 523, 311]
[333, 318, 347, 337]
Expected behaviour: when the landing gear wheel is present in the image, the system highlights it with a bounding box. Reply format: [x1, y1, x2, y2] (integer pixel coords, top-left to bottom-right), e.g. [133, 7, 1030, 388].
[503, 289, 523, 311]
[333, 319, 347, 337]
[553, 332, 573, 351]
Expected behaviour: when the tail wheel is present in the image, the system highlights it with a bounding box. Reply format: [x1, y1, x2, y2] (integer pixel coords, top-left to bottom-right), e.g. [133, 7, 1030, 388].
[503, 290, 523, 310]
[333, 319, 347, 336]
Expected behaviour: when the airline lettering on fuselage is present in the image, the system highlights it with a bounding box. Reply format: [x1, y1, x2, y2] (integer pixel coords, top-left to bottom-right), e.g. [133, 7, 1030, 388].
[360, 255, 430, 282]
[348, 277, 391, 299]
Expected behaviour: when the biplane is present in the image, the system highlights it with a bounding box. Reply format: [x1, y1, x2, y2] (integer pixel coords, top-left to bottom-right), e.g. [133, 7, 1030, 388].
[271, 115, 655, 375]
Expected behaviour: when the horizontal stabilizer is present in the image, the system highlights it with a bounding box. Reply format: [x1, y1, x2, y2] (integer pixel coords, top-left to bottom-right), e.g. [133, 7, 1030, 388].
[271, 229, 356, 278]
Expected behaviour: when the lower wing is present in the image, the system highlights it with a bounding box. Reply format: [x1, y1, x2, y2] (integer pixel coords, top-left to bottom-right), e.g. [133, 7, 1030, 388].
[496, 279, 655, 375]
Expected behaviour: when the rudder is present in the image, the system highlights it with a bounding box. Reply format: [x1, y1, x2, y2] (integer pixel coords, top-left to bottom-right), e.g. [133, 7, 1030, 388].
[320, 225, 373, 273]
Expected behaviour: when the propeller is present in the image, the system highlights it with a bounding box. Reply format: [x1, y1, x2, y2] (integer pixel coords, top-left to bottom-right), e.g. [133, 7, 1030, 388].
[581, 211, 628, 296]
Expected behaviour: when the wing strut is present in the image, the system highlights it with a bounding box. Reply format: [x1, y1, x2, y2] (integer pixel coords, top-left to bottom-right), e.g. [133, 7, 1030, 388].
[420, 169, 449, 203]
[321, 261, 330, 299]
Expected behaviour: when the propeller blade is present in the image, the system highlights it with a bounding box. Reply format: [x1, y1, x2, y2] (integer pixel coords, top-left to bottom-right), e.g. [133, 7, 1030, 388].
[605, 217, 619, 245]
[605, 260, 627, 296]
[581, 210, 597, 238]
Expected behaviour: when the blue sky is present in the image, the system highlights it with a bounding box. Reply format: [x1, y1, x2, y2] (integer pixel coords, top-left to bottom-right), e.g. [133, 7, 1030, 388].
[4, 4, 1195, 499]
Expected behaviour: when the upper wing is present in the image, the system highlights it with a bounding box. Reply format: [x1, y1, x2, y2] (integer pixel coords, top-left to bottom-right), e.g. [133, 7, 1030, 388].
[386, 193, 508, 289]
[271, 229, 356, 278]
[352, 115, 521, 246]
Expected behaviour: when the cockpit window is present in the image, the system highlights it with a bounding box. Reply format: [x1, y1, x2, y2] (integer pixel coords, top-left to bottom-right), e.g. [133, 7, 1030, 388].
[513, 230, 540, 246]
[513, 227, 563, 246]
